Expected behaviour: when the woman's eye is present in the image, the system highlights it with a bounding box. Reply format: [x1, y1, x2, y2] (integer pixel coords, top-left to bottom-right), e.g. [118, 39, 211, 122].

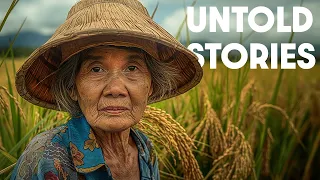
[91, 67, 103, 72]
[127, 66, 137, 71]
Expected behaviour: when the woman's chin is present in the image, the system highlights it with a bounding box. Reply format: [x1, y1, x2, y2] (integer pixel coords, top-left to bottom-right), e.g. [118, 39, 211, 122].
[93, 118, 137, 133]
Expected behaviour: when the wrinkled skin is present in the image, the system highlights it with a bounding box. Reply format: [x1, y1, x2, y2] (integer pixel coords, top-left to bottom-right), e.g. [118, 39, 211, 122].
[71, 46, 153, 180]
[73, 46, 153, 132]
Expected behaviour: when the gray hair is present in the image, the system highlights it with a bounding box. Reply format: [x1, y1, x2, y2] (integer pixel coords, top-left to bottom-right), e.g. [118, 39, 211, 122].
[52, 46, 178, 117]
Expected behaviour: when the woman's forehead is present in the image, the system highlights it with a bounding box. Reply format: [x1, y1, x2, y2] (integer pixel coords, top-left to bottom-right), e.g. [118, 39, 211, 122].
[84, 45, 145, 56]
[80, 45, 147, 64]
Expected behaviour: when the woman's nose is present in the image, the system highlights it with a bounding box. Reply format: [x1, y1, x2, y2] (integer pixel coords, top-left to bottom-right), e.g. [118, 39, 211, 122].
[102, 73, 128, 98]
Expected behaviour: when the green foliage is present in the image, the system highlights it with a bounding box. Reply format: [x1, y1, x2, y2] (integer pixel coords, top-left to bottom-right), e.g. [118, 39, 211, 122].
[0, 55, 69, 179]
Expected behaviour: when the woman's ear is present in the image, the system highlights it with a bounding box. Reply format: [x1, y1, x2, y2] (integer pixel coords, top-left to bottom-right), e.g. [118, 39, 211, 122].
[69, 87, 78, 101]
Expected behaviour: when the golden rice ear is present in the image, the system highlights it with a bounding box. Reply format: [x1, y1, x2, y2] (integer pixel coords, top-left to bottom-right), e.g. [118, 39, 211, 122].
[137, 106, 204, 180]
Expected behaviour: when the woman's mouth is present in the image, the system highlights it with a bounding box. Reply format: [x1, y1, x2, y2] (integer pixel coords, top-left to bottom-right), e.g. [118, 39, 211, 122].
[100, 106, 129, 114]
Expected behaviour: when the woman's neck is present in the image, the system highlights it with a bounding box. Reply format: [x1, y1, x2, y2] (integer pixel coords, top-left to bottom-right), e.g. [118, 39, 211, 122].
[93, 128, 134, 162]
[92, 128, 140, 179]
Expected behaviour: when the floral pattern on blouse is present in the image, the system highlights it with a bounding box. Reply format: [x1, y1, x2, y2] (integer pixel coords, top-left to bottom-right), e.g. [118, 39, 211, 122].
[84, 129, 99, 152]
[11, 115, 159, 180]
[70, 142, 85, 167]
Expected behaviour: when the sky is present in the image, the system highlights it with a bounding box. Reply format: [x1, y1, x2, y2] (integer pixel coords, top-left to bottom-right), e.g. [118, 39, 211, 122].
[0, 0, 319, 46]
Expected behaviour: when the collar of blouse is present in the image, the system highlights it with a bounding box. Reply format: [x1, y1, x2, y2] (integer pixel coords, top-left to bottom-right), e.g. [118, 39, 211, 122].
[53, 115, 155, 177]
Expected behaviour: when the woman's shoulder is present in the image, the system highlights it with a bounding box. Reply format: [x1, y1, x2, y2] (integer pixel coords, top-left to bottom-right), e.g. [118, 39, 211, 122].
[22, 125, 70, 155]
[11, 125, 75, 180]
[28, 125, 69, 147]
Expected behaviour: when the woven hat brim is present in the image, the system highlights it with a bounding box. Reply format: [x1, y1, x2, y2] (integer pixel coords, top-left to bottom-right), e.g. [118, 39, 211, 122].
[15, 0, 203, 111]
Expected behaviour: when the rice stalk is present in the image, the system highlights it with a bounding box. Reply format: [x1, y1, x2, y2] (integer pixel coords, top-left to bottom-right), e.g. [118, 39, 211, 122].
[246, 102, 301, 146]
[174, 0, 199, 40]
[195, 92, 254, 180]
[192, 92, 226, 157]
[261, 128, 273, 176]
[204, 123, 254, 180]
[0, 86, 26, 122]
[150, 2, 159, 19]
[137, 106, 204, 180]
[0, 163, 16, 175]
[0, 137, 3, 150]
[302, 130, 320, 180]
[254, 0, 306, 176]
[0, 0, 19, 32]
[222, 80, 255, 127]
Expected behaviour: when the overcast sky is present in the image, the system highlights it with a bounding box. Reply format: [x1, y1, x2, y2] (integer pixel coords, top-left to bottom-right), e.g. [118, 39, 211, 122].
[0, 0, 319, 46]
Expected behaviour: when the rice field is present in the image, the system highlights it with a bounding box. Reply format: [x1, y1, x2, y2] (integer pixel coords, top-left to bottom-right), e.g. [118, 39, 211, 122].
[0, 58, 24, 87]
[1, 57, 319, 179]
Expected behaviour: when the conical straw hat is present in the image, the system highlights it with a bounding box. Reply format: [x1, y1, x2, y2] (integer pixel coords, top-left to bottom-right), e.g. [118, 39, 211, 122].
[15, 0, 203, 110]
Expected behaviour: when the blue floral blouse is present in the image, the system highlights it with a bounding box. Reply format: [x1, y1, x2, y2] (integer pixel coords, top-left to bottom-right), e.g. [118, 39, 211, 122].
[11, 115, 160, 180]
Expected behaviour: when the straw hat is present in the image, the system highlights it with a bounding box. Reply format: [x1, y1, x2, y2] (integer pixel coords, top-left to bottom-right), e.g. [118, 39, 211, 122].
[15, 0, 203, 111]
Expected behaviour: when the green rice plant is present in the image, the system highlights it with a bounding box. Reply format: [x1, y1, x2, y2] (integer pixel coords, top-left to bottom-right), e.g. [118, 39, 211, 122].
[1, 59, 320, 179]
[0, 0, 19, 32]
[0, 56, 69, 179]
[254, 0, 307, 177]
[0, 3, 70, 177]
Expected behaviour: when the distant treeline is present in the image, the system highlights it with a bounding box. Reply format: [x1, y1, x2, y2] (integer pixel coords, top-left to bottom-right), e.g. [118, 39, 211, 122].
[0, 47, 36, 57]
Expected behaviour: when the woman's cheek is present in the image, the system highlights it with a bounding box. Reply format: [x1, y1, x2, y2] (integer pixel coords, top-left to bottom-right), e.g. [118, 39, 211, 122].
[76, 79, 101, 118]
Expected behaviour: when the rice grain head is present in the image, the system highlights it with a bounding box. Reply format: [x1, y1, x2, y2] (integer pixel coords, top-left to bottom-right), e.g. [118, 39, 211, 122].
[247, 101, 300, 145]
[192, 92, 254, 179]
[193, 92, 226, 158]
[214, 124, 254, 179]
[137, 106, 204, 180]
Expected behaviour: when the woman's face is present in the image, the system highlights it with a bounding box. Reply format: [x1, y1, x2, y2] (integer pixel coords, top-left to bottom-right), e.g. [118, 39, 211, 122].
[73, 46, 153, 132]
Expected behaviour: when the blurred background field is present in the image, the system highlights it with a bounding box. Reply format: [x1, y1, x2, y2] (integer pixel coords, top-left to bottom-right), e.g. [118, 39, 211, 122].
[0, 58, 24, 87]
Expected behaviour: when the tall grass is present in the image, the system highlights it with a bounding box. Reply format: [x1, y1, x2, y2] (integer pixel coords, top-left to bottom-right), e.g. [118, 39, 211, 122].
[1, 0, 320, 179]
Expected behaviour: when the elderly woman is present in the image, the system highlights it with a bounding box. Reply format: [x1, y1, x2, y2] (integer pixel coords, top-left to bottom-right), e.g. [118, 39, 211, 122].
[11, 0, 202, 179]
